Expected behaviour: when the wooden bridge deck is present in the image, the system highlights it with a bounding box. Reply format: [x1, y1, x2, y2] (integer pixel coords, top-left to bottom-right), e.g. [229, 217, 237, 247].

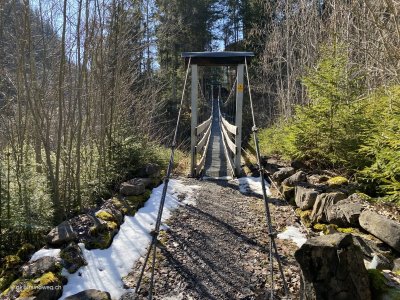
[203, 99, 230, 178]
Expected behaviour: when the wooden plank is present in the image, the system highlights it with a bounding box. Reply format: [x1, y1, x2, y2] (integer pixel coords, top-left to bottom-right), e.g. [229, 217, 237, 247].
[221, 122, 236, 154]
[220, 115, 237, 135]
[196, 123, 211, 154]
[196, 116, 212, 136]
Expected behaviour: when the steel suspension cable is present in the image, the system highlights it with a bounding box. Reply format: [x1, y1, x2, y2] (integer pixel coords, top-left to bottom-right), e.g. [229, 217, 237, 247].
[134, 57, 192, 300]
[244, 57, 289, 300]
[223, 74, 238, 105]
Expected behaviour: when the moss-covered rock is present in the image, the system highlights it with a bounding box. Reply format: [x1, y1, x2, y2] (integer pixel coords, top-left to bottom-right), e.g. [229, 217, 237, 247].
[95, 210, 115, 222]
[368, 269, 400, 299]
[60, 243, 87, 274]
[106, 221, 118, 231]
[111, 197, 124, 210]
[353, 192, 372, 202]
[125, 189, 151, 205]
[313, 223, 327, 232]
[337, 227, 356, 234]
[295, 208, 312, 227]
[327, 176, 349, 188]
[22, 256, 62, 278]
[85, 231, 115, 250]
[313, 223, 338, 234]
[2, 272, 62, 299]
[124, 189, 152, 215]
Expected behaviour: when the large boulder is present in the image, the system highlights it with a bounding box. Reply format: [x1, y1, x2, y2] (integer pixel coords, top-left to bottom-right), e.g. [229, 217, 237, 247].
[281, 171, 307, 187]
[120, 179, 145, 196]
[326, 199, 364, 227]
[64, 289, 111, 300]
[22, 256, 61, 278]
[359, 211, 400, 252]
[295, 186, 319, 210]
[310, 192, 347, 223]
[295, 233, 371, 300]
[46, 221, 77, 247]
[271, 167, 295, 184]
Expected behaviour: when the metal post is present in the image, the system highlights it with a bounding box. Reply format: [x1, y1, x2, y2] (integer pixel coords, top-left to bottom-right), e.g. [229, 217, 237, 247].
[190, 64, 198, 177]
[235, 64, 244, 176]
[218, 84, 221, 100]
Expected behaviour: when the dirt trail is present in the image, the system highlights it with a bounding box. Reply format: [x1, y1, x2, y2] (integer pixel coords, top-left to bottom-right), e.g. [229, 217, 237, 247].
[124, 177, 302, 300]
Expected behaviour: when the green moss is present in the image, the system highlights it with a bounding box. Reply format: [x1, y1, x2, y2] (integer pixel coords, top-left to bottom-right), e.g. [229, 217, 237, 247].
[313, 223, 327, 232]
[295, 209, 312, 227]
[17, 243, 35, 261]
[354, 192, 372, 202]
[106, 221, 118, 231]
[125, 189, 152, 215]
[327, 176, 349, 187]
[111, 197, 123, 209]
[368, 269, 400, 299]
[18, 272, 61, 298]
[337, 227, 356, 233]
[125, 189, 151, 205]
[313, 223, 338, 234]
[95, 210, 115, 222]
[86, 231, 114, 250]
[3, 255, 21, 270]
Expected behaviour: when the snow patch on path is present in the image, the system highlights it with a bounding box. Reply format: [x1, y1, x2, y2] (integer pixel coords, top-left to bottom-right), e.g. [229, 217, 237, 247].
[30, 179, 201, 300]
[277, 226, 307, 248]
[237, 176, 272, 196]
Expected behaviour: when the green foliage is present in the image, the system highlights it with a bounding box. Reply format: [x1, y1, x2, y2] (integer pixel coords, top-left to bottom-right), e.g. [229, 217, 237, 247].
[258, 44, 368, 167]
[257, 43, 400, 203]
[358, 87, 400, 202]
[293, 44, 367, 166]
[327, 176, 349, 188]
[257, 119, 297, 160]
[16, 243, 35, 261]
[2, 255, 21, 270]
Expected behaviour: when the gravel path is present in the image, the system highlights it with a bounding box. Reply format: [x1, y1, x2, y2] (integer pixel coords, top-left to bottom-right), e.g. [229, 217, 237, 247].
[123, 177, 302, 300]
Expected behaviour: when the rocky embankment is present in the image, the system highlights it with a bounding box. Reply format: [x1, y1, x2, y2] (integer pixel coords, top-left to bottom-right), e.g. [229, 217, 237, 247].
[266, 158, 400, 299]
[0, 164, 162, 300]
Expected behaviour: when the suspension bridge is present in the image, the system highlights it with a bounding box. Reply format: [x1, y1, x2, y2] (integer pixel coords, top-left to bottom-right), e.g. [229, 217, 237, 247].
[132, 52, 291, 300]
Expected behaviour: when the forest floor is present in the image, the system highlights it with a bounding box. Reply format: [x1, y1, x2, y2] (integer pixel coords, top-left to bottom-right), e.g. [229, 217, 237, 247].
[123, 177, 303, 300]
